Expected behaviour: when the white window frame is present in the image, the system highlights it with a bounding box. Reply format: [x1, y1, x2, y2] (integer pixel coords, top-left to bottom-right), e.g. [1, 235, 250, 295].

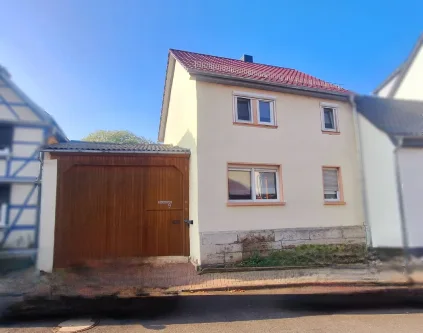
[257, 99, 275, 125]
[323, 167, 340, 202]
[228, 166, 280, 203]
[234, 96, 253, 124]
[233, 91, 277, 126]
[321, 104, 339, 132]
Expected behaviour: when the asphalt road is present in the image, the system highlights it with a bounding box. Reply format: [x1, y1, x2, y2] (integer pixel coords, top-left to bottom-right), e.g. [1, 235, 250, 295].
[2, 291, 423, 332]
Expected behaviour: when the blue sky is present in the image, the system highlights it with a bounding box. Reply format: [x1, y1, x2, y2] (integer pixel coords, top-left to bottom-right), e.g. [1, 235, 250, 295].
[0, 0, 422, 141]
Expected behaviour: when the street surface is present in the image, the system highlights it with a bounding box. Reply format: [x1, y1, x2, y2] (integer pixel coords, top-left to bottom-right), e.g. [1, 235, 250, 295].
[1, 291, 423, 332]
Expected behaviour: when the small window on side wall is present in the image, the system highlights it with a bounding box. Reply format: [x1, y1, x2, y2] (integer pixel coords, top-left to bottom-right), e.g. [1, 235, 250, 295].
[0, 125, 13, 159]
[0, 184, 10, 226]
[321, 106, 338, 132]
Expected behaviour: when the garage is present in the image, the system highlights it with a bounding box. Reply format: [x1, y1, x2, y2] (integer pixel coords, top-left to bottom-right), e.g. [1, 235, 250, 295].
[38, 142, 190, 269]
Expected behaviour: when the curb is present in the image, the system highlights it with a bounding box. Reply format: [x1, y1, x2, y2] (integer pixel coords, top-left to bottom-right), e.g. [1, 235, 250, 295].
[198, 264, 371, 275]
[180, 280, 418, 293]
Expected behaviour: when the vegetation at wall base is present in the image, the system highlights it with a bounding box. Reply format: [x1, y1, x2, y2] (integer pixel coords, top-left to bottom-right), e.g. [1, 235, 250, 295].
[237, 244, 367, 267]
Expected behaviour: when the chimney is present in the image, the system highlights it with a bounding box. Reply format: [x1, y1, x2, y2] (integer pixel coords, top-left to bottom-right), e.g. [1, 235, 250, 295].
[241, 54, 253, 63]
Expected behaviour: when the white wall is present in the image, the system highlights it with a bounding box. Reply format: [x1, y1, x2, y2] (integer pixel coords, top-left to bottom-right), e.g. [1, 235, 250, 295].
[196, 82, 364, 234]
[37, 158, 58, 272]
[395, 45, 423, 101]
[163, 60, 200, 264]
[358, 114, 402, 247]
[398, 148, 423, 247]
[376, 75, 398, 98]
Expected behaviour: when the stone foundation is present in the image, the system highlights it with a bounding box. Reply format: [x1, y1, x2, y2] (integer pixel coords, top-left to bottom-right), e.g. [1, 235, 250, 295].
[200, 226, 366, 267]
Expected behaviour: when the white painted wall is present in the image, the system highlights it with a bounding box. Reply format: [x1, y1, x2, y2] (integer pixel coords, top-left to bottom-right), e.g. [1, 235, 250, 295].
[195, 82, 364, 235]
[376, 75, 398, 98]
[395, 45, 423, 101]
[398, 148, 423, 247]
[163, 60, 200, 264]
[358, 114, 402, 247]
[37, 158, 57, 272]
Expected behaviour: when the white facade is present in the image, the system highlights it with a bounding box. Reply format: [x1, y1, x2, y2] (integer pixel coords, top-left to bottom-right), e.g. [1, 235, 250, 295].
[357, 114, 402, 248]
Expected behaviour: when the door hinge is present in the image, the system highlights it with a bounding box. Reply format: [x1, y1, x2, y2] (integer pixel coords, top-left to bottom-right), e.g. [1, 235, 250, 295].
[184, 219, 193, 225]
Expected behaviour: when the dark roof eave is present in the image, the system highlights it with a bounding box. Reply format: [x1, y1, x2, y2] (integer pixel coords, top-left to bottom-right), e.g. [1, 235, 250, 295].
[188, 69, 351, 100]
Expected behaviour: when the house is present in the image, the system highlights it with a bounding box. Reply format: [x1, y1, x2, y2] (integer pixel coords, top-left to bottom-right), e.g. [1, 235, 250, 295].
[355, 95, 423, 253]
[0, 65, 67, 259]
[159, 50, 366, 267]
[374, 34, 423, 100]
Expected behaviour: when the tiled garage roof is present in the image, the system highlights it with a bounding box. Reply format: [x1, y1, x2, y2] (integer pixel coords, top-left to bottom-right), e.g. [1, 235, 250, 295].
[170, 49, 349, 94]
[43, 141, 190, 154]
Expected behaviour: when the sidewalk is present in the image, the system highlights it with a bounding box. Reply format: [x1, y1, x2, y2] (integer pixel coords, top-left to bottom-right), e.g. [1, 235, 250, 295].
[1, 260, 421, 299]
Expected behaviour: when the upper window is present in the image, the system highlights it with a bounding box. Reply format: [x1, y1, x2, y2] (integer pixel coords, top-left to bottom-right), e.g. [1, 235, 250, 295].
[258, 100, 274, 124]
[228, 164, 283, 205]
[0, 184, 10, 226]
[321, 106, 338, 132]
[322, 167, 344, 204]
[0, 125, 13, 158]
[234, 93, 276, 127]
[235, 97, 252, 123]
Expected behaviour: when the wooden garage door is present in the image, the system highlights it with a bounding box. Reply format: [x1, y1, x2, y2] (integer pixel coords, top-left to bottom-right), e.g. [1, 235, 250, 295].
[53, 159, 189, 268]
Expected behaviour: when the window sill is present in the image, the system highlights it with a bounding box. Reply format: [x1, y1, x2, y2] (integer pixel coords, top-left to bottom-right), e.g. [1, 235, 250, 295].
[322, 130, 340, 135]
[227, 201, 286, 207]
[233, 122, 278, 129]
[324, 201, 346, 205]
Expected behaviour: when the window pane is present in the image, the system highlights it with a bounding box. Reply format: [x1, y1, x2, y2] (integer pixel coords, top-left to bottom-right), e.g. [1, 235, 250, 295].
[236, 98, 251, 121]
[228, 170, 251, 200]
[324, 191, 338, 200]
[259, 101, 272, 123]
[0, 125, 13, 150]
[255, 171, 277, 200]
[324, 108, 335, 129]
[0, 184, 10, 205]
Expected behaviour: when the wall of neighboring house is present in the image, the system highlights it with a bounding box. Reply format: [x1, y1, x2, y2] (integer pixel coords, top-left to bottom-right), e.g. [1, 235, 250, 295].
[195, 82, 365, 266]
[163, 61, 201, 264]
[376, 75, 398, 98]
[0, 77, 48, 250]
[397, 148, 423, 248]
[358, 114, 402, 248]
[394, 45, 423, 101]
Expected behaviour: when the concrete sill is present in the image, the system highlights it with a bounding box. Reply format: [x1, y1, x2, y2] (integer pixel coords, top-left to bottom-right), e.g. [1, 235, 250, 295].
[322, 131, 341, 135]
[233, 122, 278, 129]
[324, 201, 346, 206]
[227, 202, 286, 207]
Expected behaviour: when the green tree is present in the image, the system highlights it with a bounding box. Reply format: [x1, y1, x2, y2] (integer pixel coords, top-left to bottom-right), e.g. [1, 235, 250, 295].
[82, 130, 153, 144]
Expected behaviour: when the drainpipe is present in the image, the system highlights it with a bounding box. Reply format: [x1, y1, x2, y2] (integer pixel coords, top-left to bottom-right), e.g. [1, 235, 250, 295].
[393, 138, 412, 282]
[350, 94, 373, 248]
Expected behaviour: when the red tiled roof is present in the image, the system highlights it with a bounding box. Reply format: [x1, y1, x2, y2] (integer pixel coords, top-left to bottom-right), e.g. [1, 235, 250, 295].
[170, 49, 349, 94]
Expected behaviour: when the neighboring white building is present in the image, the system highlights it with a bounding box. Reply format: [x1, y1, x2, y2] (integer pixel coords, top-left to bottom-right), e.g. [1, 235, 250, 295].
[0, 65, 67, 257]
[355, 95, 423, 252]
[374, 34, 423, 101]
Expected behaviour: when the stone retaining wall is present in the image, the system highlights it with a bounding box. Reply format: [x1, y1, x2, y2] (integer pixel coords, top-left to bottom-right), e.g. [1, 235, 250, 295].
[200, 226, 366, 267]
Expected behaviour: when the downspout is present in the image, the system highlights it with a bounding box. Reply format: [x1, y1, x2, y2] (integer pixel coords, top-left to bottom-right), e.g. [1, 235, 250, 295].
[393, 138, 412, 282]
[350, 94, 372, 247]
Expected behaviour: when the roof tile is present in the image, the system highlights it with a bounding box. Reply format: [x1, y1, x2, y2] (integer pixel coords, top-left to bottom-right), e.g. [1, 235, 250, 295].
[43, 142, 190, 153]
[170, 49, 349, 94]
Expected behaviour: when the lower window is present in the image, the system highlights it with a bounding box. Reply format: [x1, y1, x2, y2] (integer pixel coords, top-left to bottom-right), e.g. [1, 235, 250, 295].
[0, 184, 10, 226]
[322, 167, 341, 201]
[228, 165, 280, 203]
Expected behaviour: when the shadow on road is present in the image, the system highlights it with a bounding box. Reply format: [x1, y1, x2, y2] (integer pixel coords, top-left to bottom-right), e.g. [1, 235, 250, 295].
[2, 289, 423, 330]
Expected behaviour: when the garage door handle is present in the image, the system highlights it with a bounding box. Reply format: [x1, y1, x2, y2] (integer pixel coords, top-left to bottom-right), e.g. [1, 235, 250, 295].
[172, 220, 180, 224]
